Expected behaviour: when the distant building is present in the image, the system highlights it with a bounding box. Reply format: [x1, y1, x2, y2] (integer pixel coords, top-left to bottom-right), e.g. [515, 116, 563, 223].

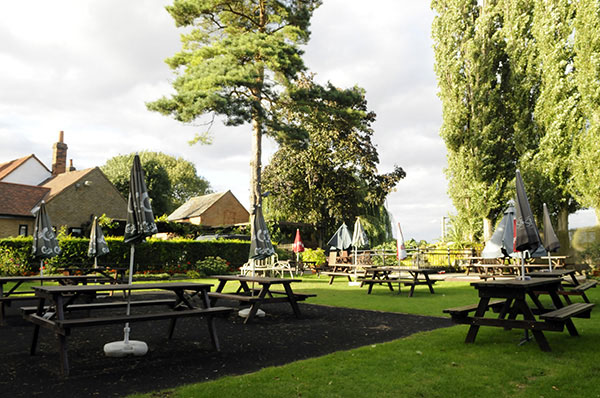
[167, 190, 249, 227]
[0, 131, 127, 238]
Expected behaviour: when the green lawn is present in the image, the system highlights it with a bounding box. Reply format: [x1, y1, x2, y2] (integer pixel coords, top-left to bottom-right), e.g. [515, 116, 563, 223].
[7, 275, 597, 397]
[124, 274, 600, 398]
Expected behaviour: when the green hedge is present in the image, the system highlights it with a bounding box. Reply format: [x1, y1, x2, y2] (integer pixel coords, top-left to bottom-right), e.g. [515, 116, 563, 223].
[0, 237, 252, 275]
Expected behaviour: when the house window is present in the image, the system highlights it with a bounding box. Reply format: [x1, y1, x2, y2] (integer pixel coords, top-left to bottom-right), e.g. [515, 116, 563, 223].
[69, 227, 83, 237]
[19, 225, 28, 236]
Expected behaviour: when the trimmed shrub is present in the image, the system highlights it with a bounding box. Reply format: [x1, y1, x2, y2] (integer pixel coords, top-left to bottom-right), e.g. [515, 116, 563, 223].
[0, 237, 251, 275]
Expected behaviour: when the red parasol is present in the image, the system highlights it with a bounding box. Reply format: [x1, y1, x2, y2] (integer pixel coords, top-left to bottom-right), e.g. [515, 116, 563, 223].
[292, 229, 305, 253]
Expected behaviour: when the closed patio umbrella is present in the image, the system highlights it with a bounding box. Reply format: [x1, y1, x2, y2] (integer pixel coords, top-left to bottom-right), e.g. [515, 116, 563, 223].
[327, 223, 352, 252]
[249, 204, 276, 261]
[32, 201, 61, 276]
[104, 154, 158, 357]
[350, 217, 368, 284]
[240, 204, 275, 318]
[482, 202, 516, 259]
[514, 170, 545, 278]
[396, 221, 407, 262]
[292, 229, 305, 265]
[542, 203, 560, 271]
[88, 216, 110, 268]
[482, 200, 546, 260]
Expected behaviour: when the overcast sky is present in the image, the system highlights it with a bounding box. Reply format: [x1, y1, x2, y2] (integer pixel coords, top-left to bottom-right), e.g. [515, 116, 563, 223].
[0, 1, 596, 241]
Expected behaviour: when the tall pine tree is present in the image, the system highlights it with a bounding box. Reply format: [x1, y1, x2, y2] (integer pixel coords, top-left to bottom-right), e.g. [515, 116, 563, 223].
[147, 0, 321, 215]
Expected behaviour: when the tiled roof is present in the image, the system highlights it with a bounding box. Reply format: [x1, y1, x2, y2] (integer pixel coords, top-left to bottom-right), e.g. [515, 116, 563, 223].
[0, 182, 49, 217]
[40, 168, 95, 201]
[0, 155, 33, 180]
[168, 191, 228, 221]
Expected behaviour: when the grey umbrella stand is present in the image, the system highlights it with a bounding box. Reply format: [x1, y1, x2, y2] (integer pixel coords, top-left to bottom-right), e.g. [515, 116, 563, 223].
[104, 154, 157, 357]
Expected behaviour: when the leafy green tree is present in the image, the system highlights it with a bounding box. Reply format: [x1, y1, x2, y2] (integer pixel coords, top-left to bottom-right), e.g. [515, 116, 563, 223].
[262, 78, 405, 245]
[432, 0, 517, 241]
[146, 0, 322, 215]
[526, 0, 582, 237]
[572, 0, 600, 223]
[102, 152, 211, 216]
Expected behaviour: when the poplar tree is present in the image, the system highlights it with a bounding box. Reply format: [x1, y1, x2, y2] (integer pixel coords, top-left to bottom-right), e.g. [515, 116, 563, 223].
[528, 0, 582, 235]
[572, 0, 600, 222]
[147, 0, 322, 214]
[432, 0, 516, 241]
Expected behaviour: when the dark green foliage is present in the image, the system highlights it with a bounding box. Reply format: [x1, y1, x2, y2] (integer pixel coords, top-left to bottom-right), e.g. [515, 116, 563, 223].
[102, 152, 212, 217]
[263, 77, 405, 245]
[193, 256, 231, 276]
[0, 237, 250, 275]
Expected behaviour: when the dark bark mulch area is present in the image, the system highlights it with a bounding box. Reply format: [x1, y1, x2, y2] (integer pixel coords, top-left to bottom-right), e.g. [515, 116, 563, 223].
[1, 296, 453, 398]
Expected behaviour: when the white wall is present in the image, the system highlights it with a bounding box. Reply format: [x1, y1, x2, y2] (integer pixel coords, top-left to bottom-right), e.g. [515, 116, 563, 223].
[1, 157, 51, 185]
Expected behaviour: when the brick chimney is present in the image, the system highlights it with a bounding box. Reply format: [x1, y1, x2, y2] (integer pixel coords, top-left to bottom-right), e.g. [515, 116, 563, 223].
[52, 130, 68, 176]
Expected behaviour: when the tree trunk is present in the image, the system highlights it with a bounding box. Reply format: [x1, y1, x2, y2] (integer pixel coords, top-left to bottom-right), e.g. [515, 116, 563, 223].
[250, 116, 262, 214]
[557, 206, 570, 254]
[482, 217, 493, 242]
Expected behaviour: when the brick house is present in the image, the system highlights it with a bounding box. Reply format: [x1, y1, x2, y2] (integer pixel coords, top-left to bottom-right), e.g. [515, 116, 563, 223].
[167, 190, 249, 227]
[0, 132, 127, 238]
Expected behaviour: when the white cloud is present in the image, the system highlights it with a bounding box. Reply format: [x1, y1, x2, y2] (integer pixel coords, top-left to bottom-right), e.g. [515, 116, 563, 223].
[0, 1, 595, 242]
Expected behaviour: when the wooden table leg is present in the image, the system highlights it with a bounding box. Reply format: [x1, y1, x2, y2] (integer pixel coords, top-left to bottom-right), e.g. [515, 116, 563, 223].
[514, 299, 551, 351]
[424, 273, 435, 294]
[244, 285, 269, 324]
[206, 315, 221, 351]
[465, 297, 490, 343]
[283, 283, 302, 318]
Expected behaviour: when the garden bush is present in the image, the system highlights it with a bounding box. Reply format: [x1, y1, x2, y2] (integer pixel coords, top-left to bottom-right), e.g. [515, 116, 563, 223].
[301, 248, 327, 266]
[0, 237, 251, 275]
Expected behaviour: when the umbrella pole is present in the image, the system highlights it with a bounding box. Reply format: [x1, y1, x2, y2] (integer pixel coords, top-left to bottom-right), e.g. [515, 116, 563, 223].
[40, 260, 44, 286]
[124, 244, 135, 344]
[548, 253, 553, 272]
[520, 252, 526, 280]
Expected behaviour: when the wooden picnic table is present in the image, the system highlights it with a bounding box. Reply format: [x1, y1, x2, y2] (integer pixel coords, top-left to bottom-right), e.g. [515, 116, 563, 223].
[56, 266, 127, 283]
[322, 263, 362, 284]
[208, 275, 316, 323]
[444, 277, 594, 351]
[0, 275, 114, 325]
[23, 282, 232, 376]
[359, 267, 437, 297]
[527, 269, 597, 304]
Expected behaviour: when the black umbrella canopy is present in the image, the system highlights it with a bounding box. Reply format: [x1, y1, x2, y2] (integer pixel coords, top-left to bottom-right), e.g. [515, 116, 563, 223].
[124, 155, 158, 244]
[327, 223, 352, 251]
[514, 170, 542, 253]
[32, 201, 61, 258]
[542, 203, 560, 253]
[249, 205, 275, 260]
[88, 216, 110, 258]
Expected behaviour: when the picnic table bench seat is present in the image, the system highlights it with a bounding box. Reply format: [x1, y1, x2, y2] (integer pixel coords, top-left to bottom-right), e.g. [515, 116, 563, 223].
[20, 298, 178, 315]
[322, 271, 353, 285]
[208, 291, 315, 304]
[557, 280, 597, 303]
[358, 277, 398, 294]
[539, 303, 595, 322]
[443, 299, 507, 317]
[48, 306, 233, 330]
